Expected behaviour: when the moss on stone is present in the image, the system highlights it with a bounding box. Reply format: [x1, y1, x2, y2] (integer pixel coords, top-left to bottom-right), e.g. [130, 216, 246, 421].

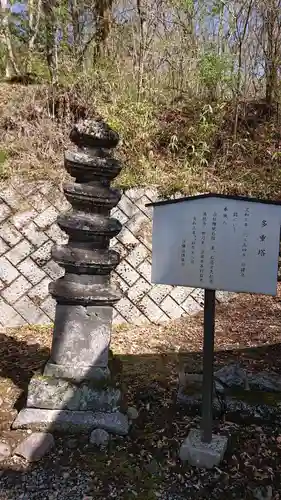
[226, 388, 281, 407]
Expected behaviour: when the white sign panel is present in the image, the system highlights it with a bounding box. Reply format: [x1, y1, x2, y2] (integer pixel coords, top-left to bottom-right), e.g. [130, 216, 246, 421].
[151, 196, 281, 296]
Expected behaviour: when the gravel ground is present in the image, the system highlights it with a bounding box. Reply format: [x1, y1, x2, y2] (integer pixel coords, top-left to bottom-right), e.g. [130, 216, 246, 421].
[1, 467, 93, 499]
[0, 288, 280, 499]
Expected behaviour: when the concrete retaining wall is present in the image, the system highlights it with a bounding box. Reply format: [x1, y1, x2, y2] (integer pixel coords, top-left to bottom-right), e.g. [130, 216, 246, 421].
[0, 179, 230, 327]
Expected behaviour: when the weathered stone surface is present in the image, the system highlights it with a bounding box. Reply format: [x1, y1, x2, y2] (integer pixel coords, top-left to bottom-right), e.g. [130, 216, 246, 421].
[0, 299, 25, 327]
[13, 409, 129, 435]
[49, 305, 113, 375]
[215, 364, 281, 393]
[178, 365, 281, 424]
[179, 429, 228, 468]
[13, 433, 54, 462]
[177, 384, 221, 414]
[70, 119, 120, 149]
[27, 376, 73, 409]
[177, 371, 224, 402]
[253, 486, 273, 500]
[145, 459, 160, 476]
[127, 406, 139, 420]
[178, 388, 281, 424]
[0, 442, 11, 462]
[43, 362, 110, 383]
[90, 428, 110, 447]
[215, 364, 248, 389]
[27, 376, 121, 411]
[248, 371, 281, 392]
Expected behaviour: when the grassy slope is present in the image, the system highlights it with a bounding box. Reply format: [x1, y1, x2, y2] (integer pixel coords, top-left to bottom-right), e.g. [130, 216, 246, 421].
[0, 83, 280, 200]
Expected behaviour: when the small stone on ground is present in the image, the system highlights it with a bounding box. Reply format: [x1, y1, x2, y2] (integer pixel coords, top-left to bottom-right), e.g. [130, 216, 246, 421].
[127, 406, 139, 420]
[253, 486, 273, 500]
[89, 429, 110, 447]
[145, 459, 160, 476]
[13, 432, 55, 462]
[0, 442, 11, 461]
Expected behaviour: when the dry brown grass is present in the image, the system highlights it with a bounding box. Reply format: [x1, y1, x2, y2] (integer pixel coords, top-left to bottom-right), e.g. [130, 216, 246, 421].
[0, 82, 281, 201]
[112, 285, 281, 361]
[0, 84, 70, 182]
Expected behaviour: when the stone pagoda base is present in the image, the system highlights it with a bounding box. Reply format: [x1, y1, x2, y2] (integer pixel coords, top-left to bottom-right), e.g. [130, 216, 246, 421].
[13, 409, 128, 435]
[13, 360, 129, 435]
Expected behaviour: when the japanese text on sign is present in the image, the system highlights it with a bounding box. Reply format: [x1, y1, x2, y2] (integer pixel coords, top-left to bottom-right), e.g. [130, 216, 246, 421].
[151, 196, 281, 295]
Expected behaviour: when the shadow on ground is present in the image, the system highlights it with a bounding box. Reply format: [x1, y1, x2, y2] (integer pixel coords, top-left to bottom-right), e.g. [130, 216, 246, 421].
[0, 331, 49, 392]
[0, 328, 281, 499]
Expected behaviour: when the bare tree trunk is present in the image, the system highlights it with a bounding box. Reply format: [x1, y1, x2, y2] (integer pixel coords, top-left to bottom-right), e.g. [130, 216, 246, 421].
[233, 0, 253, 139]
[93, 0, 113, 62]
[216, 1, 224, 99]
[136, 0, 146, 101]
[27, 0, 42, 71]
[69, 0, 80, 57]
[0, 0, 20, 77]
[42, 0, 58, 85]
[264, 1, 280, 107]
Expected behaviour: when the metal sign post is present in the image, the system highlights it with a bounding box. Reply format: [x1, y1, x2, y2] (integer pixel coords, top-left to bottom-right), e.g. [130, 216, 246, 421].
[201, 288, 216, 443]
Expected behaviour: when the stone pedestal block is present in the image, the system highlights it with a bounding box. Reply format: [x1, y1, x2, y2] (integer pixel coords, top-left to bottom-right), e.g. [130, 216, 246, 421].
[45, 304, 113, 382]
[13, 409, 129, 435]
[26, 376, 122, 412]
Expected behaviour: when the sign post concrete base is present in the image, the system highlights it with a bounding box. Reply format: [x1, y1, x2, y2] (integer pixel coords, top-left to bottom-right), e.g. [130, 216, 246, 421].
[179, 429, 228, 469]
[179, 289, 228, 468]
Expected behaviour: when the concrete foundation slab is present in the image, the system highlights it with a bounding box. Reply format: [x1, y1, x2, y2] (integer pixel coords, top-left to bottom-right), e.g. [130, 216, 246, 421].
[179, 429, 228, 468]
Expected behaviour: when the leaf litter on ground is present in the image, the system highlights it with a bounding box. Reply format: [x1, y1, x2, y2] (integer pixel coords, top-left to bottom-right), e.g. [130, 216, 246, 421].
[0, 286, 280, 498]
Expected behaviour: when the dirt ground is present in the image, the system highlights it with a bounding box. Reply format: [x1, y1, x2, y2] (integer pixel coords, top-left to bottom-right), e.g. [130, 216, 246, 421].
[0, 287, 280, 499]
